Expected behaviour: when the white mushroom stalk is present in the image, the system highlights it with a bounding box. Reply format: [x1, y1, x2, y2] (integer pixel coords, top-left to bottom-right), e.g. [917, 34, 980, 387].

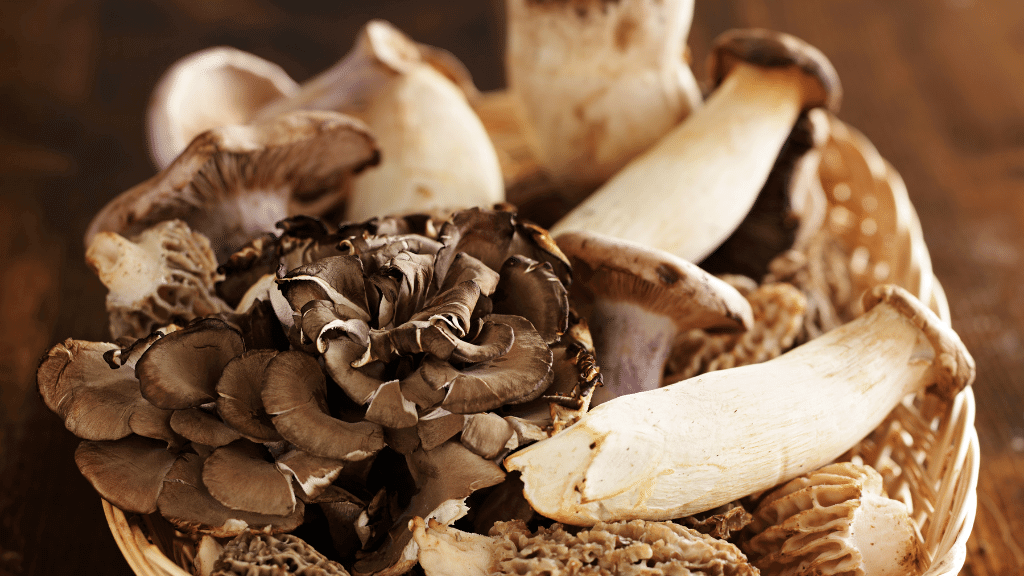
[550, 28, 843, 264]
[147, 20, 503, 222]
[505, 0, 702, 200]
[504, 285, 974, 525]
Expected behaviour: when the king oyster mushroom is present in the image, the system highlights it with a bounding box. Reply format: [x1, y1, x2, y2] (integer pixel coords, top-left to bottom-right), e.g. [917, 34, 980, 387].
[504, 285, 974, 524]
[743, 462, 926, 576]
[85, 110, 380, 261]
[504, 0, 703, 202]
[550, 29, 842, 265]
[147, 20, 503, 222]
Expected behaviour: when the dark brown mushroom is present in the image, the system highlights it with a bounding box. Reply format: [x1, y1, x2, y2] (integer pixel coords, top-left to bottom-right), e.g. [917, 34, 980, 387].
[261, 350, 385, 461]
[460, 413, 516, 460]
[353, 441, 505, 576]
[202, 439, 296, 516]
[37, 338, 176, 444]
[274, 448, 348, 502]
[157, 452, 304, 537]
[75, 436, 178, 514]
[169, 407, 242, 448]
[215, 349, 282, 443]
[491, 255, 569, 344]
[136, 318, 246, 410]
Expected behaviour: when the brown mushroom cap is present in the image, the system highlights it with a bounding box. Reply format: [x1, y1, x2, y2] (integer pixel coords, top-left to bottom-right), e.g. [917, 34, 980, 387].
[491, 255, 569, 345]
[708, 28, 842, 113]
[202, 439, 296, 516]
[37, 338, 175, 443]
[558, 231, 753, 332]
[274, 448, 347, 502]
[86, 110, 380, 260]
[75, 436, 178, 514]
[157, 452, 305, 537]
[135, 318, 246, 410]
[215, 349, 283, 443]
[169, 407, 242, 448]
[261, 350, 385, 461]
[460, 413, 516, 460]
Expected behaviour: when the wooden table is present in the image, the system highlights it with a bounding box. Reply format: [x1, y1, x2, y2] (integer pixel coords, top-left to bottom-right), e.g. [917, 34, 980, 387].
[0, 1, 1020, 574]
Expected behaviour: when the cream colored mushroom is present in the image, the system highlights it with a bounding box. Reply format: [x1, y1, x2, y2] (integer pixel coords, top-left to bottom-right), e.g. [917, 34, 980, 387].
[505, 0, 702, 201]
[147, 20, 503, 222]
[146, 46, 299, 169]
[744, 462, 925, 576]
[550, 29, 842, 264]
[504, 285, 974, 525]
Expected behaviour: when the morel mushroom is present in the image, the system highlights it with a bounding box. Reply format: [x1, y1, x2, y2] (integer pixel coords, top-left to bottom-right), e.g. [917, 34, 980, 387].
[412, 517, 757, 576]
[744, 462, 925, 576]
[86, 219, 231, 340]
[86, 110, 380, 260]
[505, 285, 974, 524]
[550, 29, 842, 264]
[212, 530, 351, 576]
[504, 0, 703, 200]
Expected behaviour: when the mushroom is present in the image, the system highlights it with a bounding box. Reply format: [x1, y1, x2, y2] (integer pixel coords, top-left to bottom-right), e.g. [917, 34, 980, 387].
[36, 335, 176, 444]
[556, 231, 753, 404]
[665, 280, 808, 383]
[146, 46, 300, 169]
[147, 20, 503, 223]
[212, 530, 351, 576]
[74, 436, 178, 514]
[504, 285, 974, 524]
[85, 110, 380, 260]
[202, 439, 297, 516]
[550, 28, 842, 265]
[412, 517, 758, 576]
[86, 219, 230, 340]
[504, 0, 703, 201]
[157, 451, 305, 537]
[743, 462, 925, 576]
[352, 441, 506, 576]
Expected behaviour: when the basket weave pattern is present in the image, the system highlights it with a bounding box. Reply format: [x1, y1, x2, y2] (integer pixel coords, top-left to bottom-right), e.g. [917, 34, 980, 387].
[101, 117, 979, 576]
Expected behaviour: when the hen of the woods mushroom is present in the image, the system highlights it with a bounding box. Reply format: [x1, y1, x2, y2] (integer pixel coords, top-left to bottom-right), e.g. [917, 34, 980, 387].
[39, 205, 607, 575]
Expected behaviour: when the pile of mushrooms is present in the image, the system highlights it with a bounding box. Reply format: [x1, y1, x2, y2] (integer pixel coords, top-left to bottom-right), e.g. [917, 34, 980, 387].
[35, 7, 976, 576]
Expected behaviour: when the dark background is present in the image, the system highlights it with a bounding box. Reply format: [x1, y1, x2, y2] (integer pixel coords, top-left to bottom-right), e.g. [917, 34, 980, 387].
[1, 1, 1022, 574]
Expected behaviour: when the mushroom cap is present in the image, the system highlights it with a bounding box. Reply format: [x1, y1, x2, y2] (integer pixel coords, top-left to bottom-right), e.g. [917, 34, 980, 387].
[157, 452, 305, 537]
[215, 349, 283, 443]
[202, 439, 297, 516]
[746, 462, 925, 576]
[75, 436, 178, 514]
[708, 28, 842, 113]
[557, 230, 753, 331]
[146, 45, 300, 169]
[86, 110, 380, 260]
[135, 318, 246, 410]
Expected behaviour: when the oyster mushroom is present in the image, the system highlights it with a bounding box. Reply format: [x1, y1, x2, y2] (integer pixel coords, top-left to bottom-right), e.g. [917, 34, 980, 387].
[504, 285, 974, 524]
[202, 439, 297, 516]
[86, 219, 230, 340]
[744, 462, 926, 576]
[85, 110, 380, 260]
[550, 29, 842, 265]
[557, 231, 753, 404]
[412, 517, 757, 576]
[147, 20, 503, 222]
[505, 0, 703, 200]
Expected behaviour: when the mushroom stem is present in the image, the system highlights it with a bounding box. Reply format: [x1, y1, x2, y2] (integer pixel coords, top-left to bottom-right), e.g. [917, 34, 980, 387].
[504, 285, 974, 525]
[549, 29, 841, 264]
[505, 0, 702, 200]
[588, 300, 677, 404]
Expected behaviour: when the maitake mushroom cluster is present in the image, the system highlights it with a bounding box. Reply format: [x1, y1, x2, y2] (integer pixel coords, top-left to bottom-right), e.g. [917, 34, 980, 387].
[36, 7, 975, 576]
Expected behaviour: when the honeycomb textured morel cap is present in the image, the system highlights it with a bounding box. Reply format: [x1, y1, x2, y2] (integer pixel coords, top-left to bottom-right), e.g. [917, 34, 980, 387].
[213, 530, 351, 576]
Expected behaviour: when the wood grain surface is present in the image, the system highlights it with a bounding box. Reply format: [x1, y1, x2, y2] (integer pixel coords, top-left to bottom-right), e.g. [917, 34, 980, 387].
[0, 1, 1021, 574]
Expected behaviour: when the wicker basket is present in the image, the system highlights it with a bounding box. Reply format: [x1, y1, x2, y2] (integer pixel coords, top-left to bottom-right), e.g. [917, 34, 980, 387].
[101, 114, 979, 576]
